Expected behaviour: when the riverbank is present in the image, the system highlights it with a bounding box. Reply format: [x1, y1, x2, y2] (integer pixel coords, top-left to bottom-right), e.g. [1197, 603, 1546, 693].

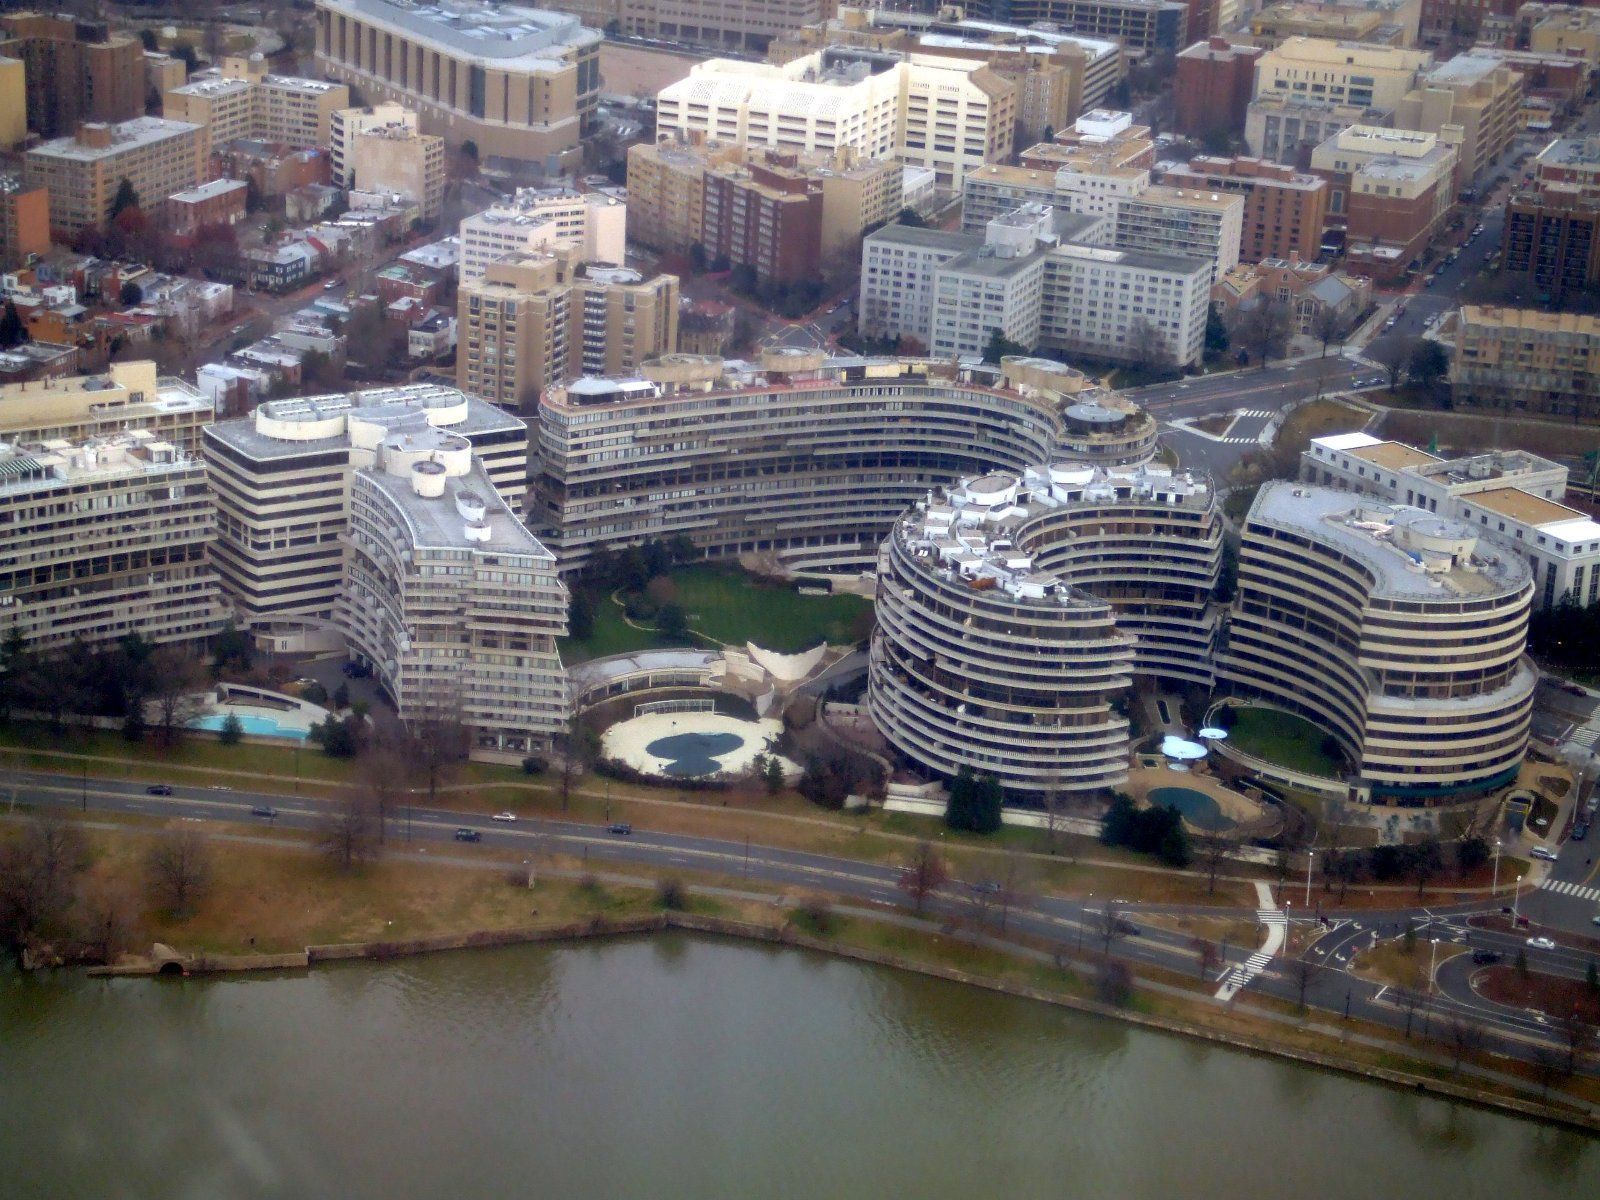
[73, 828, 1599, 1136]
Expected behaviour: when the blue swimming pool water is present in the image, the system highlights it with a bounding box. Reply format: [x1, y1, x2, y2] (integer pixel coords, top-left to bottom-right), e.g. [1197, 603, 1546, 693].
[1147, 786, 1233, 832]
[188, 712, 310, 741]
[645, 731, 745, 777]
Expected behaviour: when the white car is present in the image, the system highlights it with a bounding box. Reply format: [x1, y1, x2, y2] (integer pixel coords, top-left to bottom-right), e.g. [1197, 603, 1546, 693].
[1526, 936, 1557, 950]
[491, 811, 518, 823]
[1530, 846, 1558, 861]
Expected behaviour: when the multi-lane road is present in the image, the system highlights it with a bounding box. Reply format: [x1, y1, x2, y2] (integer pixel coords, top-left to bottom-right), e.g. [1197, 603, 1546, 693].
[7, 765, 1596, 1079]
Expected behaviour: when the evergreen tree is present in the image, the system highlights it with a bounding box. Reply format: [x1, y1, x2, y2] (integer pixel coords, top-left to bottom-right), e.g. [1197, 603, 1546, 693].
[982, 327, 1030, 364]
[0, 300, 25, 348]
[110, 178, 140, 220]
[218, 713, 245, 746]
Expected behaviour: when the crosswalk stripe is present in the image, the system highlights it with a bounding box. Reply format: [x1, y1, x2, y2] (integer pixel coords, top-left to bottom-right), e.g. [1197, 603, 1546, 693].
[1537, 877, 1600, 902]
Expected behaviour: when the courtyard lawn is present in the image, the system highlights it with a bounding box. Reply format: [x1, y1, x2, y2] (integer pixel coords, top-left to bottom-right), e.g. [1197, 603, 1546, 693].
[671, 566, 870, 653]
[557, 565, 870, 663]
[1226, 706, 1342, 778]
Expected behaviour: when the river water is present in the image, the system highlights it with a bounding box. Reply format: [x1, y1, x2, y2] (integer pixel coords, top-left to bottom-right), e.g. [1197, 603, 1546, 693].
[2, 934, 1593, 1199]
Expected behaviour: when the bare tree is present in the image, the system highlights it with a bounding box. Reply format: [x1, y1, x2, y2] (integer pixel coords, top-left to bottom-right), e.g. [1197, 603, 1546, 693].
[994, 848, 1027, 933]
[1095, 957, 1134, 1006]
[77, 883, 137, 965]
[1097, 900, 1129, 955]
[897, 841, 947, 915]
[408, 695, 469, 808]
[1199, 835, 1231, 896]
[1235, 299, 1293, 369]
[1193, 936, 1220, 982]
[146, 645, 206, 746]
[1370, 335, 1417, 392]
[1040, 771, 1068, 856]
[1443, 1013, 1487, 1070]
[143, 830, 214, 919]
[1312, 306, 1345, 358]
[1394, 986, 1425, 1039]
[319, 795, 381, 872]
[0, 812, 88, 952]
[361, 740, 412, 844]
[1289, 951, 1319, 1009]
[1529, 1043, 1566, 1096]
[1561, 1013, 1595, 1076]
[1125, 316, 1177, 379]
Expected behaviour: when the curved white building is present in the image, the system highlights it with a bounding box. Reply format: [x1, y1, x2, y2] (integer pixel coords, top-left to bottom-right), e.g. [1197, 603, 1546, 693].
[341, 424, 568, 757]
[535, 351, 1156, 572]
[869, 461, 1220, 795]
[1221, 482, 1536, 802]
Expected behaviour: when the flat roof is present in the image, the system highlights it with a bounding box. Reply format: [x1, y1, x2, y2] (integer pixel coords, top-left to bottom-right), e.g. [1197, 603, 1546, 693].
[28, 117, 202, 162]
[361, 457, 549, 557]
[1469, 486, 1586, 527]
[1250, 481, 1530, 600]
[1346, 441, 1441, 472]
[317, 0, 601, 67]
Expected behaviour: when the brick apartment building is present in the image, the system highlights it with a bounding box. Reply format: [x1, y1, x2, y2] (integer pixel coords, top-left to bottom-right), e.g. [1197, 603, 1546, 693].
[1159, 156, 1329, 263]
[1502, 185, 1600, 304]
[1311, 126, 1457, 281]
[168, 179, 248, 244]
[0, 13, 143, 139]
[1174, 38, 1265, 143]
[701, 155, 826, 286]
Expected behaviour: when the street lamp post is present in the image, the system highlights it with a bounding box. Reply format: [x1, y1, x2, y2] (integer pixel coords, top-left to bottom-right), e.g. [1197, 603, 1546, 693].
[1077, 892, 1092, 954]
[1511, 873, 1524, 927]
[1283, 899, 1291, 956]
[1305, 850, 1315, 907]
[1492, 838, 1502, 896]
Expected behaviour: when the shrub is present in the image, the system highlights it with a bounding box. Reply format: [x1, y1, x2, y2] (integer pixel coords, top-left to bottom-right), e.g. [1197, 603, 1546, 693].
[791, 898, 836, 936]
[656, 877, 687, 910]
[303, 681, 329, 706]
[521, 755, 547, 776]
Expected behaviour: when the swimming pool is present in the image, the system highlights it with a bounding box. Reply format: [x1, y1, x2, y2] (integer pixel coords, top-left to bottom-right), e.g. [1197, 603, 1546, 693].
[1147, 786, 1233, 832]
[188, 712, 311, 741]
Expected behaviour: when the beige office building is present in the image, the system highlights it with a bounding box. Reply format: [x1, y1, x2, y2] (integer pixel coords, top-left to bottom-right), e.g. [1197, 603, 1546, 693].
[1254, 38, 1431, 113]
[165, 57, 349, 149]
[0, 430, 226, 652]
[22, 117, 209, 236]
[314, 0, 602, 170]
[329, 103, 416, 186]
[458, 252, 679, 411]
[1248, 0, 1422, 47]
[1394, 53, 1522, 188]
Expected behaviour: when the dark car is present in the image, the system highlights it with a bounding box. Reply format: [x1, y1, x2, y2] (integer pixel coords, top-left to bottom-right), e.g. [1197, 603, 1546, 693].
[1472, 949, 1502, 965]
[1114, 918, 1142, 937]
[1573, 821, 1590, 841]
[250, 805, 277, 819]
[607, 822, 633, 836]
[454, 828, 481, 842]
[146, 784, 173, 796]
[969, 880, 1001, 895]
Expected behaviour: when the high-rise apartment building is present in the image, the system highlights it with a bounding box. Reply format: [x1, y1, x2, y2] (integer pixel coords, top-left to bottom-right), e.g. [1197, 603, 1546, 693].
[457, 252, 679, 411]
[0, 430, 226, 652]
[0, 56, 25, 151]
[350, 121, 446, 221]
[964, 0, 1190, 54]
[862, 205, 1212, 367]
[1158, 156, 1330, 264]
[0, 13, 142, 139]
[1254, 38, 1432, 112]
[627, 140, 903, 274]
[1502, 185, 1600, 304]
[329, 103, 417, 187]
[655, 48, 1016, 189]
[1174, 37, 1265, 143]
[164, 56, 350, 149]
[0, 176, 50, 270]
[313, 0, 602, 170]
[23, 118, 210, 236]
[341, 435, 567, 758]
[1533, 134, 1600, 198]
[458, 189, 626, 282]
[201, 384, 528, 632]
[1451, 305, 1600, 423]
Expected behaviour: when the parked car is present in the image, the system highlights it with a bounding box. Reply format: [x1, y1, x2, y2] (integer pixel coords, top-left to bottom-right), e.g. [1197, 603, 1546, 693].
[491, 811, 518, 823]
[1573, 822, 1590, 841]
[1530, 846, 1559, 861]
[146, 784, 173, 796]
[250, 805, 277, 819]
[607, 822, 633, 835]
[1592, 914, 1600, 927]
[1525, 936, 1557, 950]
[969, 880, 1001, 894]
[1471, 949, 1502, 965]
[454, 828, 481, 842]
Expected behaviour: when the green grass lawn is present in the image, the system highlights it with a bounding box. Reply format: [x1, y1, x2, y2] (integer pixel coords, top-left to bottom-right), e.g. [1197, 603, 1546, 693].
[560, 565, 871, 662]
[1226, 706, 1342, 778]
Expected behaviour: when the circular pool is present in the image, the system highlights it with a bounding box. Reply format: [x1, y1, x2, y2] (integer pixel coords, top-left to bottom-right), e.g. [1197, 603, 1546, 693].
[1148, 786, 1234, 832]
[601, 712, 795, 780]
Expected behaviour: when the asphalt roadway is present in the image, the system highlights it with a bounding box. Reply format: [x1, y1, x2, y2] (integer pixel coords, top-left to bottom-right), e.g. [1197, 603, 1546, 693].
[7, 765, 1597, 1079]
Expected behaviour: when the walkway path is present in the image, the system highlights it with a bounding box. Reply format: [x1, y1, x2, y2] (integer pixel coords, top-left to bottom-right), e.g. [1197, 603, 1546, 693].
[1216, 882, 1286, 1002]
